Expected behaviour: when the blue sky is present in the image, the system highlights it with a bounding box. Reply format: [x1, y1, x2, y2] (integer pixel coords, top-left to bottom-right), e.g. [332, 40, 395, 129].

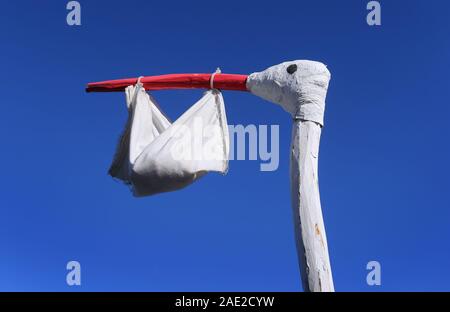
[0, 0, 449, 291]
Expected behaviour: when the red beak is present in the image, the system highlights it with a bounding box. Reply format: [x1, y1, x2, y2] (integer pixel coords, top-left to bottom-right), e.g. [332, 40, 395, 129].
[86, 73, 249, 93]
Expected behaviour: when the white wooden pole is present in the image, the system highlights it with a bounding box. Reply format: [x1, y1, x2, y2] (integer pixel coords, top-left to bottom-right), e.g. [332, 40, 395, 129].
[290, 120, 334, 292]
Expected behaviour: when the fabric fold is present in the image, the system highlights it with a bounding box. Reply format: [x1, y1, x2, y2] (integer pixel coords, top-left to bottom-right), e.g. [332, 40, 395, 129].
[109, 83, 229, 197]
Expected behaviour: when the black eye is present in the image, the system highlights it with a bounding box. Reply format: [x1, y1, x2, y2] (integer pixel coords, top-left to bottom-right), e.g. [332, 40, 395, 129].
[286, 64, 297, 74]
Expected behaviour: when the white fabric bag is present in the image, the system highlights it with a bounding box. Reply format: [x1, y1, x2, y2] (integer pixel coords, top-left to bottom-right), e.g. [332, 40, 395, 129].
[109, 83, 230, 196]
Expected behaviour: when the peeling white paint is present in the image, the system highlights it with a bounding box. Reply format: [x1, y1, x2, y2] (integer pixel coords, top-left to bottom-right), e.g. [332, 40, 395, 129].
[290, 120, 334, 292]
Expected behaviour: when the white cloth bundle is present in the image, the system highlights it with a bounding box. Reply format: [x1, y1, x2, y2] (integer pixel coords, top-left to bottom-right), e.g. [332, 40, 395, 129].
[109, 83, 230, 196]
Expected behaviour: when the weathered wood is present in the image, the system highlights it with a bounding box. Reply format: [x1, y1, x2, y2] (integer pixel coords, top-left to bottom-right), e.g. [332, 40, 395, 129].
[290, 120, 334, 292]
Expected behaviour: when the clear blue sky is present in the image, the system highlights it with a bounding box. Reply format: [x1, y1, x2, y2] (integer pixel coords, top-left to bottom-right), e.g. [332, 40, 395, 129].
[0, 0, 449, 291]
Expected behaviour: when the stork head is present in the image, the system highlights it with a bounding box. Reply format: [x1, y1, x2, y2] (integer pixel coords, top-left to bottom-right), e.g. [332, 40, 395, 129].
[246, 60, 331, 126]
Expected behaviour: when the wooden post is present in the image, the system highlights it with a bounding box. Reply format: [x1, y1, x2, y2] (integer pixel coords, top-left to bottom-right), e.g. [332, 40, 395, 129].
[290, 120, 334, 292]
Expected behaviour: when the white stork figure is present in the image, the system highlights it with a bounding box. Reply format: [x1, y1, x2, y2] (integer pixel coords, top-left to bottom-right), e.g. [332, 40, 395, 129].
[247, 60, 333, 292]
[87, 60, 334, 292]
